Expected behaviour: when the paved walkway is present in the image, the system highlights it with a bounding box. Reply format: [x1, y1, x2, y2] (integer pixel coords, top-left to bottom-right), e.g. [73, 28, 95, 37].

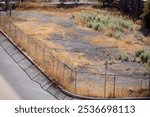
[0, 74, 20, 100]
[0, 32, 57, 100]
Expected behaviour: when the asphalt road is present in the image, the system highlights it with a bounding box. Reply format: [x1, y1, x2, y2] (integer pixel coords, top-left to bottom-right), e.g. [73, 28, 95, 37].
[0, 32, 56, 100]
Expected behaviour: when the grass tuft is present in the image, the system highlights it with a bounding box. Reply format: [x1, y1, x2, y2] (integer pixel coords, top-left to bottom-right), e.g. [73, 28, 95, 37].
[75, 12, 143, 41]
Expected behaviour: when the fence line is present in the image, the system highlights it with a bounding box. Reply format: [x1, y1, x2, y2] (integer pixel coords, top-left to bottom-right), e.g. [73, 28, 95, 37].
[0, 14, 150, 98]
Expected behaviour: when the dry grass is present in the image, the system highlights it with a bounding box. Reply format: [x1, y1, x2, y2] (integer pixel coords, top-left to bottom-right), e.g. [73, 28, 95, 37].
[11, 15, 93, 68]
[13, 17, 64, 49]
[9, 6, 149, 98]
[87, 35, 143, 53]
[15, 2, 122, 18]
[52, 50, 91, 68]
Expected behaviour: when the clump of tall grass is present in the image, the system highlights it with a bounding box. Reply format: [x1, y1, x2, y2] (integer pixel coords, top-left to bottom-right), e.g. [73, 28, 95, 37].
[134, 32, 145, 41]
[135, 49, 150, 71]
[118, 52, 129, 61]
[76, 12, 144, 40]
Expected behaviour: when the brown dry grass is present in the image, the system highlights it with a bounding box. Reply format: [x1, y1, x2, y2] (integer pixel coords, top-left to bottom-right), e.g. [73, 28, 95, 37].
[13, 17, 64, 49]
[87, 35, 143, 53]
[10, 14, 94, 68]
[15, 2, 122, 18]
[10, 5, 149, 98]
[52, 50, 91, 68]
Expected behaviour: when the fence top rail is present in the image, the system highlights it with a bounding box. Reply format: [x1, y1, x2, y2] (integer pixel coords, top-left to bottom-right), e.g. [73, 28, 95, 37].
[77, 71, 150, 79]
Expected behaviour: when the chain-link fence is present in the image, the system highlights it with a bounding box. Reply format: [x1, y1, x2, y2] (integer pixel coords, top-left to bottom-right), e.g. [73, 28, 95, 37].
[0, 14, 150, 98]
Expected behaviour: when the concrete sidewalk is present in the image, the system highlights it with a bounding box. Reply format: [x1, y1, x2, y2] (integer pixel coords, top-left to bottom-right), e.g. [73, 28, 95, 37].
[0, 32, 56, 100]
[0, 74, 20, 100]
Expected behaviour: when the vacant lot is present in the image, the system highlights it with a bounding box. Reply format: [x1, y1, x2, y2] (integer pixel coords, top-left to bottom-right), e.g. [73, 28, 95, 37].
[8, 5, 150, 97]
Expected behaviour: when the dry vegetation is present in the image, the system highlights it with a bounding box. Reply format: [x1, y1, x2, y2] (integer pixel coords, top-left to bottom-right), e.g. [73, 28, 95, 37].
[7, 2, 150, 98]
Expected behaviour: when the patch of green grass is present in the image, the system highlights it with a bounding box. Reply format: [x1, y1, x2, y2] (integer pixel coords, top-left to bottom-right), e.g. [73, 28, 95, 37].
[114, 31, 124, 39]
[76, 12, 143, 40]
[91, 22, 99, 31]
[109, 57, 115, 65]
[118, 53, 129, 61]
[135, 49, 145, 57]
[135, 32, 145, 41]
[98, 22, 106, 32]
[87, 22, 92, 28]
[135, 49, 150, 71]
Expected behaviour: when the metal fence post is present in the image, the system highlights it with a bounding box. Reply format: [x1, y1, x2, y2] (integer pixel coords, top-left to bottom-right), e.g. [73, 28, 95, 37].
[62, 64, 65, 85]
[9, 20, 11, 36]
[27, 36, 29, 55]
[42, 48, 45, 68]
[104, 61, 108, 98]
[4, 17, 6, 32]
[145, 82, 146, 90]
[140, 79, 143, 89]
[55, 59, 59, 80]
[0, 15, 1, 26]
[113, 75, 116, 97]
[61, 64, 65, 85]
[35, 42, 37, 61]
[20, 30, 23, 47]
[15, 25, 17, 42]
[75, 71, 77, 94]
[149, 78, 150, 94]
[52, 55, 55, 73]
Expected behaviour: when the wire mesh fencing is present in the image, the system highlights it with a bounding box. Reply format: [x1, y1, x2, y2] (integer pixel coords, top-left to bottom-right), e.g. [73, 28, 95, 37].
[0, 14, 150, 98]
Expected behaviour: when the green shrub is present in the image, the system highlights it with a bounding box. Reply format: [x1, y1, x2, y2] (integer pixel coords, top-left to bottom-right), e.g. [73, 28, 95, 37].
[78, 12, 136, 40]
[135, 50, 150, 63]
[92, 22, 99, 31]
[140, 52, 149, 63]
[119, 53, 129, 61]
[141, 0, 150, 28]
[135, 32, 145, 41]
[135, 50, 150, 71]
[98, 22, 106, 32]
[96, 17, 101, 22]
[135, 49, 145, 57]
[119, 20, 133, 30]
[114, 31, 124, 39]
[87, 22, 92, 28]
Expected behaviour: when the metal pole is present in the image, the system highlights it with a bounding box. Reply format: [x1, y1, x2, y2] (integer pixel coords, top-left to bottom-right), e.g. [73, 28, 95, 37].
[70, 70, 73, 87]
[55, 59, 59, 80]
[104, 61, 108, 98]
[113, 75, 116, 98]
[145, 82, 146, 90]
[149, 77, 150, 94]
[62, 64, 65, 84]
[27, 36, 29, 55]
[53, 55, 55, 73]
[75, 71, 77, 94]
[9, 0, 12, 17]
[35, 42, 37, 61]
[42, 48, 45, 68]
[149, 78, 150, 91]
[15, 25, 17, 42]
[140, 79, 143, 89]
[9, 20, 11, 36]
